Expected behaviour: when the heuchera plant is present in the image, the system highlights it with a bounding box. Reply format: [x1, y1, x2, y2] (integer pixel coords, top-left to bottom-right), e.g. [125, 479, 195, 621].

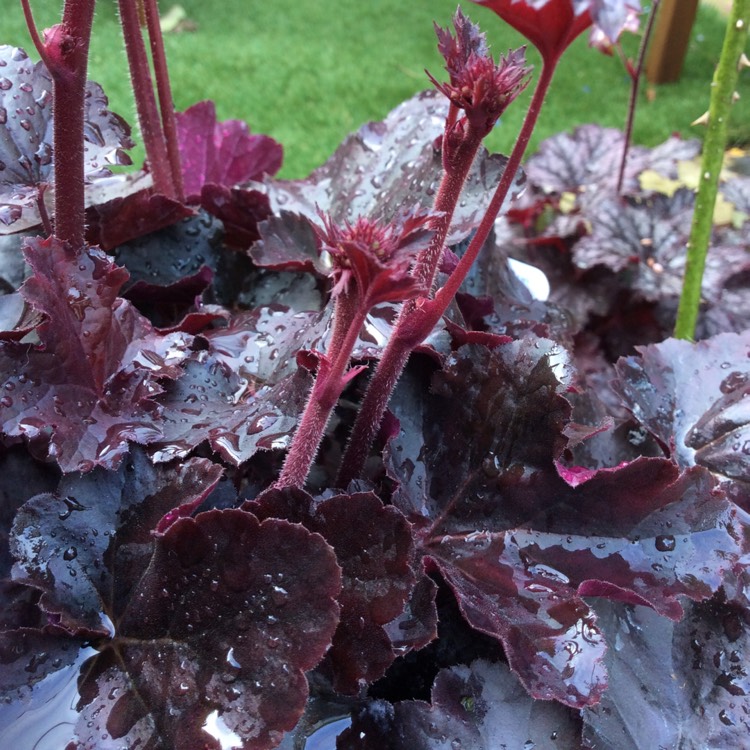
[1, 0, 750, 748]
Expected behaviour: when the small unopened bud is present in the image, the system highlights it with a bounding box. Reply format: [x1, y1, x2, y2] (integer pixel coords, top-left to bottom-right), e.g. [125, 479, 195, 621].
[427, 9, 531, 137]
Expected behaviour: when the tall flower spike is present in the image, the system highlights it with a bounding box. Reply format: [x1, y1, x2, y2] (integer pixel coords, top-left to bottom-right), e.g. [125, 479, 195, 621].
[428, 10, 531, 137]
[314, 211, 433, 308]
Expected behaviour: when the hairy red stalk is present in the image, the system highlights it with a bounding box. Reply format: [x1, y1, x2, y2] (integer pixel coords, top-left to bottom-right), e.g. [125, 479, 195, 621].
[142, 0, 184, 202]
[274, 298, 369, 489]
[22, 0, 97, 249]
[412, 123, 485, 292]
[118, 0, 176, 199]
[337, 61, 556, 487]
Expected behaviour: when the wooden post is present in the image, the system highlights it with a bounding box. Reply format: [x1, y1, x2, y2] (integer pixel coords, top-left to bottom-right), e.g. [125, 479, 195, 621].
[646, 0, 700, 83]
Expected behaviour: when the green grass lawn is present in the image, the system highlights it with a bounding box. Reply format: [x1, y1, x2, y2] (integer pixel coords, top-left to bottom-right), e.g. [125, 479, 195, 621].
[4, 1, 748, 178]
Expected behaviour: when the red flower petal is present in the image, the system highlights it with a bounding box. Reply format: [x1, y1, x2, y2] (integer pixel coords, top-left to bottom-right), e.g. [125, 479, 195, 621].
[472, 0, 593, 63]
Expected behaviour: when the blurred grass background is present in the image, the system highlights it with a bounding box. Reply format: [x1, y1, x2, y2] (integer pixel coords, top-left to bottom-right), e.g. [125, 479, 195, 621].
[3, 1, 748, 178]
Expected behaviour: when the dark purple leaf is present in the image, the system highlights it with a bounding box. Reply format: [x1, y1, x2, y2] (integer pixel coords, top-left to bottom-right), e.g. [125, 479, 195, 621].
[4, 451, 342, 749]
[382, 574, 439, 655]
[150, 301, 377, 465]
[251, 211, 329, 275]
[0, 45, 134, 233]
[113, 211, 223, 291]
[10, 449, 223, 633]
[0, 291, 43, 340]
[199, 183, 271, 249]
[0, 446, 58, 578]
[86, 188, 194, 251]
[246, 91, 524, 247]
[248, 488, 422, 694]
[583, 598, 750, 749]
[339, 659, 581, 749]
[176, 99, 282, 201]
[614, 330, 750, 508]
[386, 340, 573, 524]
[98, 509, 340, 750]
[386, 343, 746, 707]
[0, 237, 192, 471]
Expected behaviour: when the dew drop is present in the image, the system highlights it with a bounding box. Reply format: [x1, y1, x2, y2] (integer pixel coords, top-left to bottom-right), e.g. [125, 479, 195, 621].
[655, 535, 676, 552]
[0, 78, 12, 90]
[63, 546, 77, 561]
[270, 585, 289, 607]
[226, 647, 241, 669]
[58, 495, 86, 520]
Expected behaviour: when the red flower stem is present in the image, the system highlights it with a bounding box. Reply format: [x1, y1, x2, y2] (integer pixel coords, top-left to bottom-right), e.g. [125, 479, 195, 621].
[336, 60, 556, 487]
[117, 0, 176, 199]
[412, 122, 485, 291]
[432, 59, 554, 312]
[275, 297, 369, 489]
[20, 0, 53, 70]
[616, 0, 660, 195]
[142, 0, 184, 202]
[32, 0, 97, 250]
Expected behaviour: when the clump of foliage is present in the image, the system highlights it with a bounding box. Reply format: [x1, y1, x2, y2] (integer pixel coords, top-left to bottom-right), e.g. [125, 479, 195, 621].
[1, 1, 750, 749]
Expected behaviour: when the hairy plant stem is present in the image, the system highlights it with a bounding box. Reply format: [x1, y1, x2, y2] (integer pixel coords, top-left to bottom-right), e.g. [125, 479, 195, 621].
[616, 0, 660, 195]
[674, 0, 749, 340]
[22, 0, 97, 249]
[274, 294, 369, 489]
[118, 0, 177, 199]
[142, 0, 184, 202]
[412, 120, 485, 291]
[336, 60, 556, 487]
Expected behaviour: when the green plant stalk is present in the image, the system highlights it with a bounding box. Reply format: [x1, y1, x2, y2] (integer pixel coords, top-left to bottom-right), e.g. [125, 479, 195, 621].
[674, 0, 750, 340]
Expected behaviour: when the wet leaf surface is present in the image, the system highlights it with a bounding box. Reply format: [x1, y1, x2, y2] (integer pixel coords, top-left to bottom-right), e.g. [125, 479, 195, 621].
[583, 598, 750, 750]
[0, 237, 191, 471]
[3, 451, 342, 749]
[245, 90, 523, 247]
[385, 343, 746, 707]
[10, 448, 223, 633]
[614, 330, 750, 509]
[0, 45, 134, 233]
[2, 52, 750, 750]
[248, 488, 422, 694]
[339, 659, 581, 750]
